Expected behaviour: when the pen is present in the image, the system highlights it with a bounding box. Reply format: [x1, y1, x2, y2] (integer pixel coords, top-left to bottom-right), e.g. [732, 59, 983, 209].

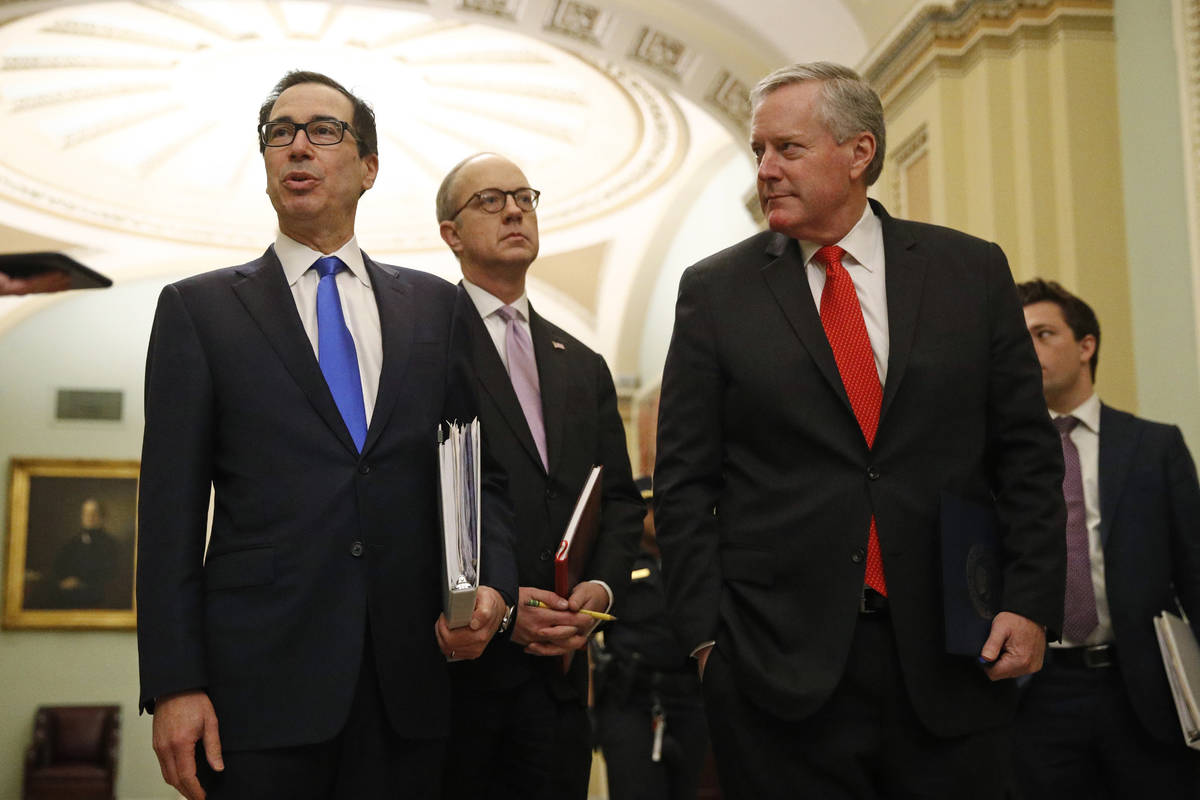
[526, 597, 617, 621]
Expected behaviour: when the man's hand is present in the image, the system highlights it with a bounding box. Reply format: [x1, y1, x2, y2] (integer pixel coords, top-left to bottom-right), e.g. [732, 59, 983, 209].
[695, 644, 713, 680]
[435, 584, 505, 660]
[0, 270, 70, 296]
[151, 690, 222, 800]
[512, 585, 601, 656]
[979, 611, 1046, 680]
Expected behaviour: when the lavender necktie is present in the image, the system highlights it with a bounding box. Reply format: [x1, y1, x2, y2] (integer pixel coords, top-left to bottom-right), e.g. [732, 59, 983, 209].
[1055, 415, 1099, 641]
[496, 305, 548, 470]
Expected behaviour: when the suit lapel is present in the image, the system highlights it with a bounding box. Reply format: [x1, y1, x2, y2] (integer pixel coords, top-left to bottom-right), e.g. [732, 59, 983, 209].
[529, 306, 565, 475]
[231, 248, 358, 455]
[760, 233, 854, 418]
[458, 287, 546, 473]
[876, 203, 928, 425]
[362, 255, 414, 454]
[1098, 404, 1140, 548]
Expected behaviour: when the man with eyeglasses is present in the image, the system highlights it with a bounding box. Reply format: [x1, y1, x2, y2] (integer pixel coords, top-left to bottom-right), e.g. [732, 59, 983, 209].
[434, 153, 643, 799]
[136, 72, 517, 800]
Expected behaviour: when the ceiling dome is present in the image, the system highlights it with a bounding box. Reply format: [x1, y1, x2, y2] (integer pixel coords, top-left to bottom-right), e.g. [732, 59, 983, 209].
[0, 0, 686, 250]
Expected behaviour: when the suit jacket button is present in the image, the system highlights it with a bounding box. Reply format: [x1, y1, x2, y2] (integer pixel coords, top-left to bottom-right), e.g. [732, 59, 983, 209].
[540, 548, 552, 561]
[358, 463, 372, 475]
[866, 466, 880, 480]
[545, 487, 558, 499]
[351, 541, 365, 557]
[851, 547, 865, 563]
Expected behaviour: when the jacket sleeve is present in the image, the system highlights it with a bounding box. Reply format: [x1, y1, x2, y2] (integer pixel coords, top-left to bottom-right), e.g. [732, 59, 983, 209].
[653, 265, 726, 652]
[981, 242, 1067, 637]
[136, 284, 215, 712]
[1164, 426, 1200, 638]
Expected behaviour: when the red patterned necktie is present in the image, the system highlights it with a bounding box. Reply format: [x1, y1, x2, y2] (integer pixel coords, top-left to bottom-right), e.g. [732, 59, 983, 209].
[816, 245, 887, 596]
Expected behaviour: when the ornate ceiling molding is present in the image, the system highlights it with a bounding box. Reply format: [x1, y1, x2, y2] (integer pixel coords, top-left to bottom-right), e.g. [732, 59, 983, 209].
[0, 1, 688, 250]
[861, 0, 1114, 107]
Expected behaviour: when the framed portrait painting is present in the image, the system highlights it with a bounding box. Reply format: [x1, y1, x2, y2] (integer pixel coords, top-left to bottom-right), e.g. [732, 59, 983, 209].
[4, 458, 138, 629]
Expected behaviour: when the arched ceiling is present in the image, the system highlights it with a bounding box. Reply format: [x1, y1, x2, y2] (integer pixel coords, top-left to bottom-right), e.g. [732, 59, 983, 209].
[0, 0, 928, 370]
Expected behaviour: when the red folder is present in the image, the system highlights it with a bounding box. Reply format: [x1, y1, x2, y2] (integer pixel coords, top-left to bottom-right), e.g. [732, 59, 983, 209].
[554, 466, 603, 598]
[554, 466, 603, 673]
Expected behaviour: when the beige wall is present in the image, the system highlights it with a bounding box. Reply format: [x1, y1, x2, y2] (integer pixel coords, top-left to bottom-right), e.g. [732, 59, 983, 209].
[870, 1, 1139, 413]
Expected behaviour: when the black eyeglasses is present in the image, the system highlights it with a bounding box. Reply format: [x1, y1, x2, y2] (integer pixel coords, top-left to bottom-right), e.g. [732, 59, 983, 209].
[451, 188, 541, 219]
[259, 119, 356, 147]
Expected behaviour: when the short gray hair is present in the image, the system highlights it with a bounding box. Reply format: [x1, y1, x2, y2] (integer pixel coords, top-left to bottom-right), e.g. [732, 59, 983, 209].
[751, 62, 886, 186]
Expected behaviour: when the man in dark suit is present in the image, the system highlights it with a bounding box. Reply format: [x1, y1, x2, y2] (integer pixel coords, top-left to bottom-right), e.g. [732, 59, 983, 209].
[434, 152, 643, 799]
[654, 62, 1066, 798]
[1014, 278, 1200, 797]
[137, 71, 517, 800]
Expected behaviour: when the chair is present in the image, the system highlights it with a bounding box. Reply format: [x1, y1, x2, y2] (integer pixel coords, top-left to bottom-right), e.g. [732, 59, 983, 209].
[23, 705, 120, 800]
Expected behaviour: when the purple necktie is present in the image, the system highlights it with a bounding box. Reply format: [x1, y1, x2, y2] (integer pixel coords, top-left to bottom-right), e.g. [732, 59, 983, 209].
[496, 305, 548, 470]
[1055, 415, 1099, 641]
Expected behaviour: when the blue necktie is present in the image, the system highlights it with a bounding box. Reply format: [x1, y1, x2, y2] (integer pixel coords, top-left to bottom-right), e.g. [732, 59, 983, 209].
[314, 256, 367, 452]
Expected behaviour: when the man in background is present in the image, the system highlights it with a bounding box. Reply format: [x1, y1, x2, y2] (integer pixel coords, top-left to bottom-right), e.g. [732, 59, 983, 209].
[137, 72, 516, 800]
[1015, 278, 1200, 797]
[435, 152, 643, 799]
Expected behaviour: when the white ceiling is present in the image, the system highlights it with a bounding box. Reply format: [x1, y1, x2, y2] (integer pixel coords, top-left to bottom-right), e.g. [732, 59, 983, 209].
[0, 0, 925, 366]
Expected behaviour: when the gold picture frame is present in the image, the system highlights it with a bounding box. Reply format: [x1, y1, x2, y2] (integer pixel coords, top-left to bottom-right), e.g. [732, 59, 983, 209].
[4, 458, 139, 629]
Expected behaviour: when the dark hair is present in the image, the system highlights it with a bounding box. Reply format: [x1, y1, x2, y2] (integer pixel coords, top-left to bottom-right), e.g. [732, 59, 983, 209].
[258, 70, 377, 157]
[1017, 278, 1101, 380]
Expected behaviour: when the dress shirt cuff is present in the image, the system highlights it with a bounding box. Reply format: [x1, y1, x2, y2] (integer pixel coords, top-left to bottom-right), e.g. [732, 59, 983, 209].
[588, 579, 614, 612]
[691, 641, 716, 659]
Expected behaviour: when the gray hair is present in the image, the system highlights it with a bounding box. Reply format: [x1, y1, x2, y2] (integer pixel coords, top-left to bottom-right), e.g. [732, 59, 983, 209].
[750, 62, 886, 186]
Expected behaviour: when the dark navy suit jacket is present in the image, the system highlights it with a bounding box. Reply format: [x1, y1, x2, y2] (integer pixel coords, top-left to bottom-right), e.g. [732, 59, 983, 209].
[136, 248, 517, 750]
[1096, 404, 1200, 743]
[655, 200, 1067, 737]
[448, 285, 643, 701]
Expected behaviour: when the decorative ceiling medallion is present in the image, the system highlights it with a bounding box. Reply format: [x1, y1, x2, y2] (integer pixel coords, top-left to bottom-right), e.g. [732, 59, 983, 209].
[0, 1, 686, 251]
[706, 69, 751, 130]
[458, 0, 522, 22]
[544, 0, 609, 46]
[629, 27, 693, 82]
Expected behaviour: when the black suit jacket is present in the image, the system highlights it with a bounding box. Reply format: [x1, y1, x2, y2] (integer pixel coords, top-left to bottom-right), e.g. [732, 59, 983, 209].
[449, 285, 643, 700]
[1094, 404, 1200, 743]
[654, 201, 1067, 737]
[136, 248, 517, 751]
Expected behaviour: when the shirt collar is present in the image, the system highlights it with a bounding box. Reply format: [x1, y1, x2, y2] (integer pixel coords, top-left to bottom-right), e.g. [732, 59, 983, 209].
[799, 202, 883, 273]
[274, 231, 369, 288]
[462, 278, 530, 322]
[1052, 392, 1101, 434]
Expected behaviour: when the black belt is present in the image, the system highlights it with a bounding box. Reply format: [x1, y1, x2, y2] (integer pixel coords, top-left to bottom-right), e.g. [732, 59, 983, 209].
[1050, 643, 1116, 669]
[859, 587, 889, 616]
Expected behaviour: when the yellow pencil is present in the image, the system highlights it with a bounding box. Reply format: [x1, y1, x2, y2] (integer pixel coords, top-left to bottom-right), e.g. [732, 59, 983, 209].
[526, 597, 617, 621]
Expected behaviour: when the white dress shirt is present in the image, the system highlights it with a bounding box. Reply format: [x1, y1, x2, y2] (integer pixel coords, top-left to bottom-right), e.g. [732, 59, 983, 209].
[799, 202, 890, 386]
[462, 278, 532, 376]
[1051, 392, 1113, 647]
[275, 231, 382, 424]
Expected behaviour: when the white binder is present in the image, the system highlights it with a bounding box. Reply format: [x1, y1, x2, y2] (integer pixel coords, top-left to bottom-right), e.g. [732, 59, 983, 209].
[437, 419, 481, 631]
[1153, 609, 1200, 750]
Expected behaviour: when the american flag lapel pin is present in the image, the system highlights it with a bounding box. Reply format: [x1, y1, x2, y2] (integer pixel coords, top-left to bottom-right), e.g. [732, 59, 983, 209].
[552, 340, 566, 350]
